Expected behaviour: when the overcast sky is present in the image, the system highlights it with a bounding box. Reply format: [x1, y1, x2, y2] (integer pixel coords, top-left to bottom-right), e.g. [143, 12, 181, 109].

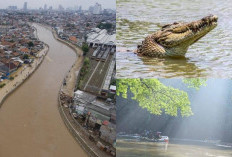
[0, 0, 116, 10]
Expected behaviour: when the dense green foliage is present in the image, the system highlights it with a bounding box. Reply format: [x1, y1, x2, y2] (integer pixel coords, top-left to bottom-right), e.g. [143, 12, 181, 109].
[66, 23, 75, 28]
[0, 83, 6, 88]
[80, 57, 90, 77]
[9, 77, 14, 80]
[76, 57, 90, 89]
[97, 22, 112, 30]
[183, 78, 207, 90]
[117, 79, 207, 117]
[81, 43, 89, 56]
[28, 41, 34, 47]
[23, 54, 29, 59]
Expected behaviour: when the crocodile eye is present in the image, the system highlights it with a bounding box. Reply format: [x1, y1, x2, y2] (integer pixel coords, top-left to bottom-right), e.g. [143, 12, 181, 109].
[162, 24, 171, 29]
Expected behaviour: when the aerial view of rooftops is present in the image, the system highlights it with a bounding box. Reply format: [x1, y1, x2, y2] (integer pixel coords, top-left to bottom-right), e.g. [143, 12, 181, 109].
[0, 0, 116, 157]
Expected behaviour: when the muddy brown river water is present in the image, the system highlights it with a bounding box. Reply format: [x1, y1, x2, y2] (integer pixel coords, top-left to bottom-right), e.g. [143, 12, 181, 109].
[0, 24, 87, 157]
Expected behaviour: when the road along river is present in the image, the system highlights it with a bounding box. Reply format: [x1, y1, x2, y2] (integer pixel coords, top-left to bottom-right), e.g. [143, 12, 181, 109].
[0, 24, 87, 157]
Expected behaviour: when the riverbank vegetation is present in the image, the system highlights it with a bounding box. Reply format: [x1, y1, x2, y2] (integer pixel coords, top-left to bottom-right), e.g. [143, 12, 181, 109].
[76, 57, 90, 89]
[9, 77, 14, 80]
[97, 22, 113, 31]
[81, 43, 89, 56]
[0, 83, 6, 88]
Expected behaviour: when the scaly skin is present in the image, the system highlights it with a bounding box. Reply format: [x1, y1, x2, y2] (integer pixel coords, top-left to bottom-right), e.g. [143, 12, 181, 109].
[137, 15, 218, 57]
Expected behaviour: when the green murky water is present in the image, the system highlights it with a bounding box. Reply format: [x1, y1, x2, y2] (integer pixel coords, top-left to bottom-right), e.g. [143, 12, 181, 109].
[117, 139, 232, 157]
[116, 0, 232, 78]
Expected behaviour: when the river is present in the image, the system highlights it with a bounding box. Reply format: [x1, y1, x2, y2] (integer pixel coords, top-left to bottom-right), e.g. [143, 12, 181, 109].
[116, 0, 232, 78]
[0, 24, 87, 157]
[117, 138, 232, 157]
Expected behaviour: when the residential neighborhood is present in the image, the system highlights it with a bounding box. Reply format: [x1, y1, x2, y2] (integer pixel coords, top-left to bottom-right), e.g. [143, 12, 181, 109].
[0, 2, 116, 157]
[0, 12, 44, 83]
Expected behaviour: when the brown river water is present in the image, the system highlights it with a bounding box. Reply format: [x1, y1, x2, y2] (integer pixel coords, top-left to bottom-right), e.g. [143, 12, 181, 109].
[0, 24, 87, 157]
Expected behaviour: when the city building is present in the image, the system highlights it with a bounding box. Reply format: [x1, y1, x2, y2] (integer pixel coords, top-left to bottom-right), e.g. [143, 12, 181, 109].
[58, 5, 64, 11]
[44, 4, 47, 10]
[23, 2, 27, 11]
[89, 6, 94, 13]
[8, 6, 17, 10]
[93, 3, 102, 15]
[87, 28, 116, 47]
[79, 6, 82, 12]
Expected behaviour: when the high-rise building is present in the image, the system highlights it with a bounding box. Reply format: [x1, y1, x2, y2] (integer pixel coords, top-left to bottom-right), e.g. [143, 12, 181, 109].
[44, 4, 47, 10]
[8, 6, 17, 10]
[23, 2, 27, 11]
[89, 6, 94, 13]
[58, 5, 64, 11]
[93, 3, 102, 15]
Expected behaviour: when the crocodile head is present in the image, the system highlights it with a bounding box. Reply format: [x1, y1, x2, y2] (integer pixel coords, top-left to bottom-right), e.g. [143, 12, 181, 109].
[140, 15, 218, 57]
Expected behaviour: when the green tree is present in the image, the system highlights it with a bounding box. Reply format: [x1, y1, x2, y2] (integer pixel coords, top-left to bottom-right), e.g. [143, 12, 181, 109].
[23, 54, 29, 59]
[117, 79, 193, 117]
[0, 83, 6, 88]
[182, 78, 207, 90]
[82, 43, 89, 56]
[28, 41, 34, 47]
[97, 22, 113, 30]
[84, 57, 90, 65]
[117, 79, 207, 117]
[80, 57, 90, 78]
[9, 76, 14, 80]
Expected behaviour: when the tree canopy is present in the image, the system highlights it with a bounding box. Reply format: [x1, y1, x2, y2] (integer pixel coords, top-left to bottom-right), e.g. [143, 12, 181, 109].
[183, 78, 207, 90]
[23, 54, 29, 59]
[97, 22, 113, 30]
[117, 78, 207, 117]
[82, 43, 89, 56]
[28, 41, 34, 47]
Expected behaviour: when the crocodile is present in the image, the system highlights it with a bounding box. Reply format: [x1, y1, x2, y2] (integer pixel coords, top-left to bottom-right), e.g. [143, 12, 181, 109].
[137, 15, 218, 57]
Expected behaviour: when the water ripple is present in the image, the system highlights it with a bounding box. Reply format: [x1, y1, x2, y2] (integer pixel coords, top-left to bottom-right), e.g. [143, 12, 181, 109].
[117, 0, 232, 78]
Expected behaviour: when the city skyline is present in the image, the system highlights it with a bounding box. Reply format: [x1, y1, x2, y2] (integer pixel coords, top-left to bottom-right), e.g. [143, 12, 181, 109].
[0, 0, 116, 10]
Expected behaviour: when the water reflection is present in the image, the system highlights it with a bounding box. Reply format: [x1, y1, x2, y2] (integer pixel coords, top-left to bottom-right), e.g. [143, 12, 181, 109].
[117, 49, 207, 78]
[140, 55, 206, 78]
